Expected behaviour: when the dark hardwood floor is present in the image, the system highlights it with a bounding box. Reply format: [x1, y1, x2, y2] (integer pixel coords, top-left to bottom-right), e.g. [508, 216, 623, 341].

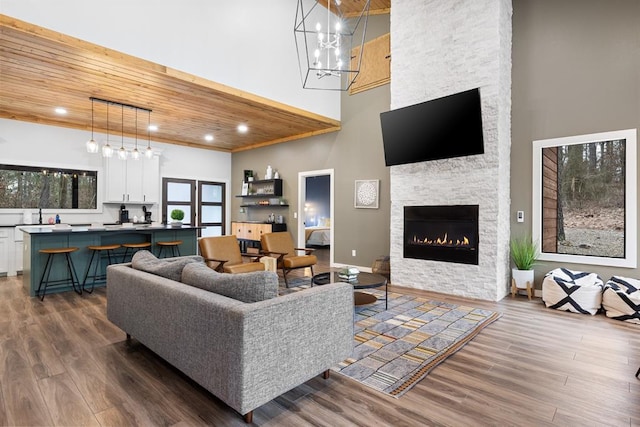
[0, 251, 638, 426]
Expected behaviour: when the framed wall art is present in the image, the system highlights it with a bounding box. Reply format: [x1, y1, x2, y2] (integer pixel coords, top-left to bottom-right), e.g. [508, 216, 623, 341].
[354, 179, 379, 209]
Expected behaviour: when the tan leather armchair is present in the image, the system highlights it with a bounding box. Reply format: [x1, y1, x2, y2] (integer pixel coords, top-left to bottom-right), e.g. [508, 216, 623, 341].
[198, 235, 265, 274]
[260, 231, 317, 287]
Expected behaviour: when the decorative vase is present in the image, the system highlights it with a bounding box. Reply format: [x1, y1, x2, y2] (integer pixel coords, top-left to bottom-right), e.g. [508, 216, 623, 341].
[512, 268, 534, 289]
[171, 221, 183, 228]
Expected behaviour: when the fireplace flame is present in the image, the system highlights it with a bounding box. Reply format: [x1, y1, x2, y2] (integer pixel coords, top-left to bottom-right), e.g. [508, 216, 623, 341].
[412, 233, 471, 248]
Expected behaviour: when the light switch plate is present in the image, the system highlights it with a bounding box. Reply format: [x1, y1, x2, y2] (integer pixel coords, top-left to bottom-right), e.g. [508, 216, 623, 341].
[517, 211, 524, 223]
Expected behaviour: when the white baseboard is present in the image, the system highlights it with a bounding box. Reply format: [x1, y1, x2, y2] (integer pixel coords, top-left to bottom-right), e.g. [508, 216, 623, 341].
[331, 262, 372, 273]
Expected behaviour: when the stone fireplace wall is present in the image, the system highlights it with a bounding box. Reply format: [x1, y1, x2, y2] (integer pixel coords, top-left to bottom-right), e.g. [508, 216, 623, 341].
[389, 0, 512, 301]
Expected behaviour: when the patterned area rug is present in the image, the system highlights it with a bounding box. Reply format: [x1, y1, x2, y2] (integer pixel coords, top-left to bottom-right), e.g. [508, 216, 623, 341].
[334, 289, 501, 397]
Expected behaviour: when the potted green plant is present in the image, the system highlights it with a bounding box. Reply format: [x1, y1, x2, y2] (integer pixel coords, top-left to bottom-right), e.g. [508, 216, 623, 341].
[510, 235, 539, 293]
[170, 209, 185, 227]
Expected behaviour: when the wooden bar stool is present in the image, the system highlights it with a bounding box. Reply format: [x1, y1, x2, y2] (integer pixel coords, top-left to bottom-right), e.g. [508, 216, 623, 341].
[36, 247, 80, 301]
[157, 240, 182, 258]
[121, 242, 152, 263]
[82, 244, 121, 293]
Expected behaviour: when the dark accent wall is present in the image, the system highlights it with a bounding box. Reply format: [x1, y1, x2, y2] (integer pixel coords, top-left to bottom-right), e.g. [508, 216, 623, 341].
[511, 0, 640, 284]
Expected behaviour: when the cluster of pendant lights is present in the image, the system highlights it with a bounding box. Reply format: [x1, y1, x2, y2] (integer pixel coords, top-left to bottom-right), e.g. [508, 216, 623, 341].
[85, 97, 155, 159]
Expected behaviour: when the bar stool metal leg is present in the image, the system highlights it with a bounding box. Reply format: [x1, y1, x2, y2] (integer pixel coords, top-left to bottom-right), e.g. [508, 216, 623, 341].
[36, 247, 80, 301]
[83, 244, 121, 293]
[82, 249, 98, 291]
[121, 242, 152, 263]
[36, 253, 54, 301]
[157, 241, 182, 258]
[65, 252, 82, 295]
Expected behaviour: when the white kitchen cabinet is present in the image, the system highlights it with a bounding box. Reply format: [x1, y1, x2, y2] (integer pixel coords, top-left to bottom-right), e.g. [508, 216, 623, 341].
[0, 229, 8, 275]
[141, 155, 159, 202]
[15, 241, 23, 275]
[105, 155, 159, 203]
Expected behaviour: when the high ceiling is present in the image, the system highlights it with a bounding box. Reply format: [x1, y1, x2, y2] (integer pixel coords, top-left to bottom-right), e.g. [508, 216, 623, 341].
[324, 0, 391, 17]
[0, 1, 389, 153]
[0, 15, 344, 153]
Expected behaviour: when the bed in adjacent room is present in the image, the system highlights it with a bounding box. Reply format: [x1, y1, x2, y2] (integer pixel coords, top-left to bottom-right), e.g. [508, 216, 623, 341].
[305, 225, 331, 247]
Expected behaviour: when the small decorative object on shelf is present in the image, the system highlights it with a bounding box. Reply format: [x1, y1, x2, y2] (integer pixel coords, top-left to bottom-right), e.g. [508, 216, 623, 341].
[274, 170, 280, 179]
[265, 165, 273, 180]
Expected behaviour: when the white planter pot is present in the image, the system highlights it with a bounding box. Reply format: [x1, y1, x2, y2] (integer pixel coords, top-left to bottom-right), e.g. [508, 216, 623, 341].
[512, 268, 534, 289]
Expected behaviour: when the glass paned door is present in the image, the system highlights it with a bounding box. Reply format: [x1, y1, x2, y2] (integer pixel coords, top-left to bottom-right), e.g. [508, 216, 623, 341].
[199, 181, 225, 237]
[162, 178, 195, 225]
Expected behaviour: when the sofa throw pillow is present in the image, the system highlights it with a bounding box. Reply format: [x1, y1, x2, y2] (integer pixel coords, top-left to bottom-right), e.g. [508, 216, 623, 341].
[181, 262, 279, 303]
[131, 250, 203, 282]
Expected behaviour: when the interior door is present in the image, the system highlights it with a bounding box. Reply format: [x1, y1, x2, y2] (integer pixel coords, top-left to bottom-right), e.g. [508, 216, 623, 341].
[162, 178, 195, 225]
[298, 169, 334, 267]
[198, 181, 225, 237]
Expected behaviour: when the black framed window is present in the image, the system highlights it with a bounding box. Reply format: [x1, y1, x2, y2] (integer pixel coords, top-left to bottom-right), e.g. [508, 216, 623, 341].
[0, 164, 97, 209]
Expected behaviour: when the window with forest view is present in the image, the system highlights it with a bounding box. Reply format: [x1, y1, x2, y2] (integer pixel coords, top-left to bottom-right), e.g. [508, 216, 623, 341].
[0, 164, 97, 209]
[543, 140, 625, 258]
[533, 129, 637, 268]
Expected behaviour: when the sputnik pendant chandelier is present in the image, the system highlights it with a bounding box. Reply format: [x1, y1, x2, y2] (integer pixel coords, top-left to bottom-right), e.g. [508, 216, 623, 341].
[294, 0, 370, 91]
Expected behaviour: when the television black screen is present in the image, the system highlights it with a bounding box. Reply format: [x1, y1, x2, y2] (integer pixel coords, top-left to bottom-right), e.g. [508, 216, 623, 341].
[380, 88, 484, 166]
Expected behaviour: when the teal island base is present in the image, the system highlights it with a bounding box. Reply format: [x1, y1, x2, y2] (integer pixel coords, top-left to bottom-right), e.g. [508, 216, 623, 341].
[22, 226, 199, 297]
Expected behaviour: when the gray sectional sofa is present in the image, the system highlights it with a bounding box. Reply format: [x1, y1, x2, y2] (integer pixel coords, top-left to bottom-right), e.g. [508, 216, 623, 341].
[106, 253, 354, 423]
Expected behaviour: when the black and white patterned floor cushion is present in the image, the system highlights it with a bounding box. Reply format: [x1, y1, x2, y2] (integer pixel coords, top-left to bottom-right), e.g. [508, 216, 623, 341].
[602, 276, 640, 324]
[542, 268, 604, 315]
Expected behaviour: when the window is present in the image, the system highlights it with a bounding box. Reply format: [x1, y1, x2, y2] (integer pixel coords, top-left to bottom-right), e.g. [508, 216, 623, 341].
[0, 164, 97, 209]
[532, 129, 637, 268]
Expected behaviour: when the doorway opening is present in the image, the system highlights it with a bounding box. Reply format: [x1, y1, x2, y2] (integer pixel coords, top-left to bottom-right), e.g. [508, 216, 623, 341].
[298, 169, 334, 267]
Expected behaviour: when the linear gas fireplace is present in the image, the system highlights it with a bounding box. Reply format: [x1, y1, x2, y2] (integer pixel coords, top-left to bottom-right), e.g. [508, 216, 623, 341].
[404, 205, 479, 265]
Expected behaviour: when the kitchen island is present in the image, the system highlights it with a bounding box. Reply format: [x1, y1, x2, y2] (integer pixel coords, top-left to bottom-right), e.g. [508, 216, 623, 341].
[21, 225, 200, 297]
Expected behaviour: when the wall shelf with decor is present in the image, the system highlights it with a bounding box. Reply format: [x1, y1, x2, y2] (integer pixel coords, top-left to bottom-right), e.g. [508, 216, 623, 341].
[236, 179, 283, 198]
[236, 178, 289, 211]
[240, 204, 289, 208]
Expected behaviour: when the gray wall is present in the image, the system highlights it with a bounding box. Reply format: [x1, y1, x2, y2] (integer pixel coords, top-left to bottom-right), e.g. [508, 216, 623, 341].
[231, 15, 391, 268]
[511, 0, 640, 286]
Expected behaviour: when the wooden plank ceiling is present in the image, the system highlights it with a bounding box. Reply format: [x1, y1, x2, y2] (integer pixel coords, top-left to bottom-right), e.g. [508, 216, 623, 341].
[319, 0, 391, 17]
[0, 14, 343, 153]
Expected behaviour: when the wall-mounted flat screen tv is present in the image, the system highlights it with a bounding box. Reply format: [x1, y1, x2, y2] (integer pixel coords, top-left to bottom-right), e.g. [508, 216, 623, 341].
[380, 88, 484, 166]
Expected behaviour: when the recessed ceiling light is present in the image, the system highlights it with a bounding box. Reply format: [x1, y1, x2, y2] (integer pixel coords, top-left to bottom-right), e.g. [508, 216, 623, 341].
[54, 107, 67, 115]
[148, 124, 158, 131]
[204, 134, 214, 142]
[237, 124, 248, 133]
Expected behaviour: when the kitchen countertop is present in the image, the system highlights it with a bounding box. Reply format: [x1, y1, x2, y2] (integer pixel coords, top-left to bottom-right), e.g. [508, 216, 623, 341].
[19, 224, 201, 234]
